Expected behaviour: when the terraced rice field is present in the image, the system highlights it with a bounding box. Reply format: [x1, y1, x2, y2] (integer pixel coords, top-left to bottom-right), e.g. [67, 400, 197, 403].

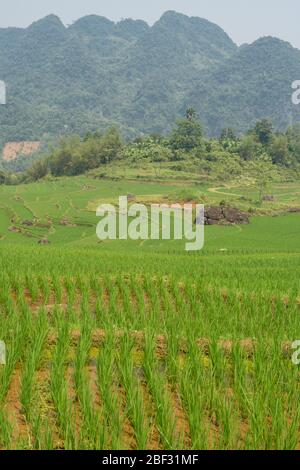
[0, 176, 299, 249]
[0, 247, 299, 450]
[0, 178, 299, 449]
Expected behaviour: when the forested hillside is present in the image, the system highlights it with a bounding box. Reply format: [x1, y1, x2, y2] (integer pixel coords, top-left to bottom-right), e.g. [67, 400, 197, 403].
[0, 10, 299, 145]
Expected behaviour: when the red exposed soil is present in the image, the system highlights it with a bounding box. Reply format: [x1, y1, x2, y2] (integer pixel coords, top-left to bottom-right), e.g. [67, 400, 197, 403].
[2, 141, 41, 162]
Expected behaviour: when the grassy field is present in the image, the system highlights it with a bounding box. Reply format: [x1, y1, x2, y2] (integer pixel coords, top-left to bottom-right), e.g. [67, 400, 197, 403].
[0, 175, 300, 249]
[0, 176, 299, 449]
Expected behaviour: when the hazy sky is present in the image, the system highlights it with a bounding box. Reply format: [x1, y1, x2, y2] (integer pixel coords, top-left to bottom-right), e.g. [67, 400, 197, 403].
[1, 0, 299, 49]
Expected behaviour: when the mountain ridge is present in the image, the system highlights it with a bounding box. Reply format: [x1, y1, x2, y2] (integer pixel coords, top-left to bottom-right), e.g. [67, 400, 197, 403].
[0, 10, 299, 145]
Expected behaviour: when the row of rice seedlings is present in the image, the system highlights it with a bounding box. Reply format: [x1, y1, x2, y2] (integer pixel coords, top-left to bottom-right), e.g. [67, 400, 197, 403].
[74, 275, 91, 322]
[143, 278, 162, 330]
[75, 275, 90, 297]
[1, 270, 299, 449]
[92, 274, 163, 332]
[130, 277, 147, 326]
[170, 279, 207, 338]
[64, 275, 77, 312]
[95, 275, 124, 329]
[99, 277, 114, 328]
[74, 324, 106, 449]
[163, 331, 191, 449]
[8, 272, 23, 297]
[207, 340, 243, 449]
[37, 275, 51, 304]
[165, 328, 181, 385]
[211, 393, 239, 449]
[167, 325, 238, 449]
[0, 302, 31, 448]
[51, 275, 63, 304]
[89, 274, 101, 294]
[230, 342, 250, 422]
[88, 275, 104, 324]
[20, 309, 48, 418]
[50, 322, 76, 449]
[0, 309, 27, 403]
[95, 285, 107, 328]
[107, 278, 124, 330]
[281, 395, 300, 450]
[118, 333, 150, 449]
[178, 325, 236, 448]
[187, 283, 229, 339]
[116, 278, 136, 331]
[0, 275, 15, 316]
[25, 273, 40, 304]
[20, 330, 54, 451]
[30, 412, 54, 450]
[190, 279, 300, 341]
[244, 342, 300, 450]
[187, 282, 222, 338]
[169, 280, 192, 335]
[201, 289, 233, 339]
[282, 353, 300, 450]
[143, 331, 179, 449]
[2, 245, 299, 295]
[161, 277, 204, 339]
[97, 331, 123, 449]
[177, 340, 209, 449]
[80, 287, 96, 328]
[50, 304, 68, 329]
[243, 344, 273, 449]
[209, 340, 229, 388]
[0, 410, 12, 449]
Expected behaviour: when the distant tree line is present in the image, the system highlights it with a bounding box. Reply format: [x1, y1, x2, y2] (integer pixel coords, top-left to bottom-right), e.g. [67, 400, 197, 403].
[1, 110, 300, 184]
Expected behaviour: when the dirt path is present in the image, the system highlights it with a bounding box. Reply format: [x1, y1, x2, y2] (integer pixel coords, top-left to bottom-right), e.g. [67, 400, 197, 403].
[208, 186, 242, 198]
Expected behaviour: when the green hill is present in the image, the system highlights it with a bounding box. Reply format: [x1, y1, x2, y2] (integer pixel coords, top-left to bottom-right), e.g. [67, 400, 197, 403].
[0, 11, 299, 144]
[187, 37, 300, 135]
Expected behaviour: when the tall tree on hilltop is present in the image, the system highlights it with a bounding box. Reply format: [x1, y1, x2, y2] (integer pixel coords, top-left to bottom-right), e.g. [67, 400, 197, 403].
[185, 108, 197, 122]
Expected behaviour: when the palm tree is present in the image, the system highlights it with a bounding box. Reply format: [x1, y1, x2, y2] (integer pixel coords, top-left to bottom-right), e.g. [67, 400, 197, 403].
[185, 107, 197, 122]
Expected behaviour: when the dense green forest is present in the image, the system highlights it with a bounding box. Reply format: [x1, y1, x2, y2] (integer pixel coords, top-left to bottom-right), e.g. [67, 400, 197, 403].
[0, 11, 300, 145]
[2, 111, 299, 187]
